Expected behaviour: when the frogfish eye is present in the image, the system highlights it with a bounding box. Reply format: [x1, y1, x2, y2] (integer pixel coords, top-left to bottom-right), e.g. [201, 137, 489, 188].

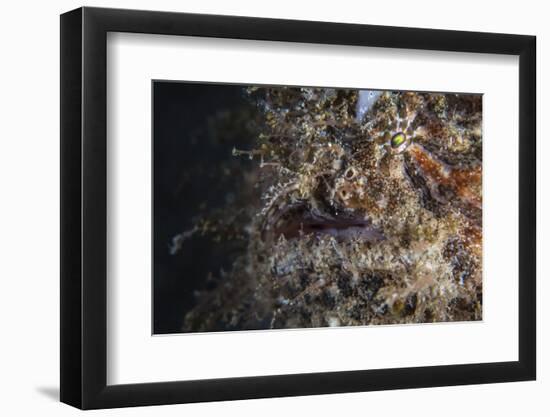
[390, 132, 407, 149]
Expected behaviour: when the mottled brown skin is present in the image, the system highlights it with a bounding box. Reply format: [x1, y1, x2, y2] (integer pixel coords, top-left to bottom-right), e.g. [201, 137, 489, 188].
[182, 88, 482, 332]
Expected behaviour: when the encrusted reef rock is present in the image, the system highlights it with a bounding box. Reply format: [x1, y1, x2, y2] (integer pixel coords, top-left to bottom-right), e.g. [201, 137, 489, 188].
[181, 87, 482, 332]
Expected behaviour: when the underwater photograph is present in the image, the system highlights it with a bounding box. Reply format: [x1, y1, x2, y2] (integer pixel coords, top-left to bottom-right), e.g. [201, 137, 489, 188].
[153, 81, 482, 334]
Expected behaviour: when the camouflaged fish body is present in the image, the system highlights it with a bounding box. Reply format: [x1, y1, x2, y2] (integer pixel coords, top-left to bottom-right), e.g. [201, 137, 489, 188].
[182, 88, 482, 332]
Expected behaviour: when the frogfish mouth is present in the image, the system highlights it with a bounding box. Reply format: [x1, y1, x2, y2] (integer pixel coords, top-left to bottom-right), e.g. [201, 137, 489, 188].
[264, 205, 385, 243]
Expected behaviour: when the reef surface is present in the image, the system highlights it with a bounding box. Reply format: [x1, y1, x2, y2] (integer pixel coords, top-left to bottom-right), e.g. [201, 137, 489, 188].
[174, 87, 482, 332]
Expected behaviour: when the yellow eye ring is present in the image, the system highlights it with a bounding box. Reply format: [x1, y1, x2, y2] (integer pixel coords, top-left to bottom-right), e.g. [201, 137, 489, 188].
[390, 132, 407, 148]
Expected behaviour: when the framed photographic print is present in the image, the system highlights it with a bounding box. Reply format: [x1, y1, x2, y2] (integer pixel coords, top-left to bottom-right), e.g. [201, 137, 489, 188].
[60, 6, 536, 409]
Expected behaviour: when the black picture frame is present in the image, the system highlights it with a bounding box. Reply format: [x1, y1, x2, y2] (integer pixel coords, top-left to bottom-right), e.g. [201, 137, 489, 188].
[60, 6, 536, 410]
